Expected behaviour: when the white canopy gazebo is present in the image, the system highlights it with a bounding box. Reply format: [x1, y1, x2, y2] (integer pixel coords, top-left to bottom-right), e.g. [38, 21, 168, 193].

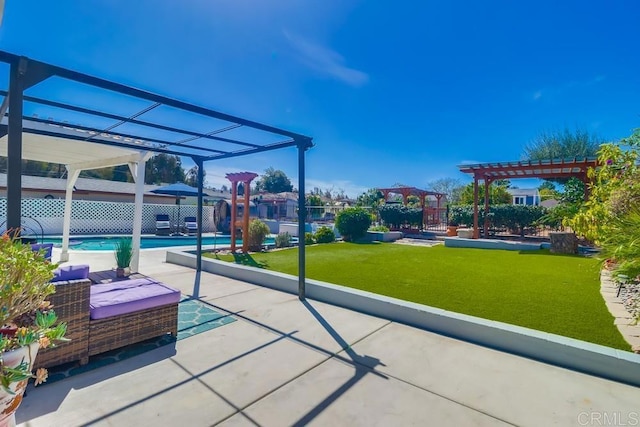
[0, 122, 153, 270]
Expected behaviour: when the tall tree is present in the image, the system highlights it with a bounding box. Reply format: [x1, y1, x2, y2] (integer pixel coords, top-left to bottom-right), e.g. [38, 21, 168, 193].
[523, 127, 604, 161]
[427, 177, 464, 205]
[459, 181, 512, 205]
[185, 165, 205, 187]
[144, 154, 186, 184]
[254, 167, 293, 193]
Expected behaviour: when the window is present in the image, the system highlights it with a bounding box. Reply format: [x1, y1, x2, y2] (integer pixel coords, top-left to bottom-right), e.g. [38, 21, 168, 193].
[513, 196, 526, 205]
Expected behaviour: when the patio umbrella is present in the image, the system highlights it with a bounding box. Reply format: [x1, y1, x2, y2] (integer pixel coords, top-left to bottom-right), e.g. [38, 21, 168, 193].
[151, 183, 201, 235]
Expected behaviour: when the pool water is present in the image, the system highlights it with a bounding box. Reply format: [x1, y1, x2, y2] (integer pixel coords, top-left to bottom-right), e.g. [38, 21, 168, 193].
[42, 235, 277, 251]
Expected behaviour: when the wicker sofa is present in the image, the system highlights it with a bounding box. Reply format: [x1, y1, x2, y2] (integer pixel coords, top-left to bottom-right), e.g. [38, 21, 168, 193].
[35, 268, 180, 370]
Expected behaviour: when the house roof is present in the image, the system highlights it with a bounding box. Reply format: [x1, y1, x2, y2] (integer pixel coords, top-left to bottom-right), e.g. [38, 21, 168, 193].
[0, 173, 220, 198]
[507, 188, 539, 197]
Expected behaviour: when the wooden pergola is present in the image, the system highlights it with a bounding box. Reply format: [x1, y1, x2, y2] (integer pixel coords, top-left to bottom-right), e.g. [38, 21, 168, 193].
[457, 158, 599, 239]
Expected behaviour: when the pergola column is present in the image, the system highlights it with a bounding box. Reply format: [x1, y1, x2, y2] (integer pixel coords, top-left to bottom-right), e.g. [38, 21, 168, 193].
[473, 175, 479, 239]
[60, 168, 81, 262]
[242, 179, 251, 253]
[483, 177, 492, 238]
[128, 152, 148, 273]
[230, 181, 238, 252]
[226, 172, 258, 253]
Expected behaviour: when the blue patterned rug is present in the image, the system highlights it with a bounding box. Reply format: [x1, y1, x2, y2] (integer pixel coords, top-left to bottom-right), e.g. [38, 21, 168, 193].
[43, 297, 236, 384]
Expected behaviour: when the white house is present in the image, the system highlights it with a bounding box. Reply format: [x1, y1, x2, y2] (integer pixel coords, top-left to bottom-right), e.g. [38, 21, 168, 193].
[507, 188, 540, 206]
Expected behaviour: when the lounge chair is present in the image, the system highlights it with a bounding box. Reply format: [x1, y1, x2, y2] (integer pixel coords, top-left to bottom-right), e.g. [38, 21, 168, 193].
[183, 216, 198, 235]
[156, 214, 171, 236]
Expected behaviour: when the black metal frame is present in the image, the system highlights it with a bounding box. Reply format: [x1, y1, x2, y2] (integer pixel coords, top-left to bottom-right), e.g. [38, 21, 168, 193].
[0, 51, 313, 299]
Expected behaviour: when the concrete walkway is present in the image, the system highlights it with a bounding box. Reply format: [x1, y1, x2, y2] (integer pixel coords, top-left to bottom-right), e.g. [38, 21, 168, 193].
[16, 249, 640, 426]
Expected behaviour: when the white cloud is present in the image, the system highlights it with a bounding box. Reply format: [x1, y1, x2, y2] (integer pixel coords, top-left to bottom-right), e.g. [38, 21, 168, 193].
[284, 30, 369, 87]
[531, 75, 606, 101]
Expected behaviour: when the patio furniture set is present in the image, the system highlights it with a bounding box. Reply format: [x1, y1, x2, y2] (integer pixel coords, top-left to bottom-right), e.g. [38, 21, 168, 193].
[35, 264, 181, 370]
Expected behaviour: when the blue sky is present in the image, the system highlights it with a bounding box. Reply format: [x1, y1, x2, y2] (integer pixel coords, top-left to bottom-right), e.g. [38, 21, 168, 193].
[1, 1, 639, 197]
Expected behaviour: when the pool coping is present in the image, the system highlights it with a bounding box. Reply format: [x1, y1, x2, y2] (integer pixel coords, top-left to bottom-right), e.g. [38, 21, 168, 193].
[166, 249, 640, 388]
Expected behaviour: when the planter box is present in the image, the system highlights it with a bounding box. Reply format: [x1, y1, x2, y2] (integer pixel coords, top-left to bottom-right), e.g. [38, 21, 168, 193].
[457, 228, 474, 239]
[366, 231, 403, 242]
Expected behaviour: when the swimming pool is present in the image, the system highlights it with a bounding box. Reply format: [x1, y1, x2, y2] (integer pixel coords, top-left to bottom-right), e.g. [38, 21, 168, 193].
[42, 235, 277, 251]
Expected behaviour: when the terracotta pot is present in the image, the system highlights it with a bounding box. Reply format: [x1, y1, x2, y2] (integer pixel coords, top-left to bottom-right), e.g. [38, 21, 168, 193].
[446, 226, 458, 236]
[0, 342, 39, 427]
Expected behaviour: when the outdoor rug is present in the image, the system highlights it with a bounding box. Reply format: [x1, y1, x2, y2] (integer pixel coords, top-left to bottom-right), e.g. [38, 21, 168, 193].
[43, 297, 236, 384]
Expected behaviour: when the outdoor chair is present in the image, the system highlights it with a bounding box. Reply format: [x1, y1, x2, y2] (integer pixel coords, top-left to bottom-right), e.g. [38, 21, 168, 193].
[183, 216, 198, 236]
[156, 214, 171, 236]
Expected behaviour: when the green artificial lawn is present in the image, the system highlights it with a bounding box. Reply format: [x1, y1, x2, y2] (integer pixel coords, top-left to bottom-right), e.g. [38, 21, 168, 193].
[209, 242, 629, 350]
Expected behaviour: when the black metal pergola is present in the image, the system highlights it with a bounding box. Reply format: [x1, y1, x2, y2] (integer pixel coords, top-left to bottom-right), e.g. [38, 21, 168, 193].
[0, 51, 313, 299]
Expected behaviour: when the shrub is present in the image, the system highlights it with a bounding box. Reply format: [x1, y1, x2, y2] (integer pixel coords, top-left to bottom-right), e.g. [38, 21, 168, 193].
[275, 232, 292, 248]
[336, 207, 371, 242]
[369, 225, 390, 232]
[248, 219, 270, 252]
[314, 226, 335, 243]
[304, 232, 316, 245]
[378, 204, 423, 229]
[448, 204, 547, 235]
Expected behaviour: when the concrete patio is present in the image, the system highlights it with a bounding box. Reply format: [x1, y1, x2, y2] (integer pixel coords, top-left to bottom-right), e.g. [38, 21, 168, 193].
[16, 248, 640, 426]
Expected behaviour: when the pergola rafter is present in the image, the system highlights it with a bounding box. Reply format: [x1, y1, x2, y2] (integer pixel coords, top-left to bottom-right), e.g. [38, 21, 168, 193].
[0, 51, 314, 299]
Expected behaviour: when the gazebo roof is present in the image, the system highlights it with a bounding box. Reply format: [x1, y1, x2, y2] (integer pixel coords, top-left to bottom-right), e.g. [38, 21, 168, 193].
[0, 119, 154, 169]
[457, 158, 598, 180]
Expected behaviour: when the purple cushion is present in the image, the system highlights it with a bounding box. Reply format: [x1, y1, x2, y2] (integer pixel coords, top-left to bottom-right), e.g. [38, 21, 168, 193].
[52, 264, 90, 282]
[90, 278, 181, 320]
[31, 243, 53, 261]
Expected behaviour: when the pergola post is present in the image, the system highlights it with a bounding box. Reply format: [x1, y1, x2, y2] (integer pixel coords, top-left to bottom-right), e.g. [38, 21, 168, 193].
[242, 179, 251, 253]
[297, 140, 307, 300]
[195, 159, 204, 273]
[129, 153, 147, 273]
[6, 60, 25, 235]
[483, 177, 491, 238]
[60, 168, 81, 262]
[230, 181, 238, 252]
[473, 176, 479, 239]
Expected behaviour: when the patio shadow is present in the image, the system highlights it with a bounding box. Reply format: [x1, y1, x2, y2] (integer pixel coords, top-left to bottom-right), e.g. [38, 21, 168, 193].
[232, 253, 269, 269]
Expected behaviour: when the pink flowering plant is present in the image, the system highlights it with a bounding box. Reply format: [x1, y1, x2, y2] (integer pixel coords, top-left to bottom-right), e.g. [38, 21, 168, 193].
[0, 232, 67, 393]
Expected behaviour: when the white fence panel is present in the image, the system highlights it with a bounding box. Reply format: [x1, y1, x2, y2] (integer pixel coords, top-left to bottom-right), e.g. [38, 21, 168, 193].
[0, 198, 214, 235]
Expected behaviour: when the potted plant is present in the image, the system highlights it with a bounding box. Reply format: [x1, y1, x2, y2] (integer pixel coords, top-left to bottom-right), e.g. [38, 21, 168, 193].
[446, 220, 459, 236]
[114, 238, 133, 277]
[0, 232, 68, 425]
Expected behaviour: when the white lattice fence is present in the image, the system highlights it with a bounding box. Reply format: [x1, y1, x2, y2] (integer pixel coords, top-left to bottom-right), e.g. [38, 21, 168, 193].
[0, 198, 213, 235]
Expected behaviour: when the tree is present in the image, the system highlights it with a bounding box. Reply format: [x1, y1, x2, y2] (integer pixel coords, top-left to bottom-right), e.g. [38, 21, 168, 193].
[569, 129, 640, 243]
[427, 178, 464, 205]
[538, 181, 560, 201]
[523, 127, 604, 161]
[356, 188, 384, 209]
[458, 181, 512, 205]
[306, 194, 324, 219]
[185, 165, 205, 187]
[145, 154, 186, 185]
[254, 167, 293, 193]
